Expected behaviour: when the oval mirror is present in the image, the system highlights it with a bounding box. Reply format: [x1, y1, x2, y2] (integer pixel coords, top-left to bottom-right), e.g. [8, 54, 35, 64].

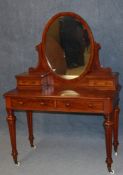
[42, 12, 94, 80]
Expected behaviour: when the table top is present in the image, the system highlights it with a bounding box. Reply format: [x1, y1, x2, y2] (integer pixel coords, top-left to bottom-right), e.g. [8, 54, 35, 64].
[4, 86, 118, 100]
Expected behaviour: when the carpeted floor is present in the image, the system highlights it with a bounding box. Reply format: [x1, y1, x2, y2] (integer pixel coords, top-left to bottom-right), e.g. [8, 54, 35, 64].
[0, 113, 123, 175]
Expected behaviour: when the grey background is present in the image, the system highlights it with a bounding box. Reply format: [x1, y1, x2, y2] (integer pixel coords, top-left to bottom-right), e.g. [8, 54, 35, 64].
[0, 1, 123, 174]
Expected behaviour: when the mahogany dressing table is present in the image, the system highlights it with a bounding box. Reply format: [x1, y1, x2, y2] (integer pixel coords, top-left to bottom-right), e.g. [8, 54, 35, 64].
[4, 12, 121, 174]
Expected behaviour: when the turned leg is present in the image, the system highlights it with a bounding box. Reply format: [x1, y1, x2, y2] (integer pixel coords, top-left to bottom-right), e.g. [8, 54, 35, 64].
[26, 111, 35, 147]
[113, 106, 120, 154]
[104, 114, 114, 173]
[6, 109, 18, 164]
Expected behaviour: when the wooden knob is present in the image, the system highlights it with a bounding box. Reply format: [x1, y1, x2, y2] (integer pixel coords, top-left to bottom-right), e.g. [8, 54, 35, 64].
[31, 81, 36, 85]
[18, 101, 24, 105]
[65, 103, 70, 107]
[40, 101, 45, 105]
[88, 103, 93, 108]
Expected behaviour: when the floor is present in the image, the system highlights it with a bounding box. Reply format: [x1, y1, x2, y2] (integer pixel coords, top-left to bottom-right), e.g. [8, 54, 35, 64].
[0, 113, 123, 175]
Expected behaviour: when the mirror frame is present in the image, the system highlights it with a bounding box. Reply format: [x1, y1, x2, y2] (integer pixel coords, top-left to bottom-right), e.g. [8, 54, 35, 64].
[41, 12, 95, 81]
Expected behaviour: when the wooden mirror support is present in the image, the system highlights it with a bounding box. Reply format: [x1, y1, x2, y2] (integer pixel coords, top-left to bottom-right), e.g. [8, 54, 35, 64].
[4, 12, 121, 173]
[16, 12, 119, 91]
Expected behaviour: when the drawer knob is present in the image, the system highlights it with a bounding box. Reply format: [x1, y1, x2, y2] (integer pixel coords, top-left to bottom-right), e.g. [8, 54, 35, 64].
[40, 101, 45, 105]
[18, 101, 24, 105]
[31, 81, 36, 85]
[88, 103, 93, 108]
[65, 103, 70, 107]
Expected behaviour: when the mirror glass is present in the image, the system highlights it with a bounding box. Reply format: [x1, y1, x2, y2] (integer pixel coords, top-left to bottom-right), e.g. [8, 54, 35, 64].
[45, 15, 91, 79]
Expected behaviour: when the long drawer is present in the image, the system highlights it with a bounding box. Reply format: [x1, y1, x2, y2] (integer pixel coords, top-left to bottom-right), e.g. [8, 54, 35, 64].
[11, 97, 104, 113]
[56, 99, 104, 113]
[11, 98, 55, 110]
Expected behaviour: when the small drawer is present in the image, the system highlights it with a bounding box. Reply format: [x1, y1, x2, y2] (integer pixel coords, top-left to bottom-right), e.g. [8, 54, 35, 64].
[56, 99, 104, 113]
[18, 80, 40, 86]
[11, 98, 54, 110]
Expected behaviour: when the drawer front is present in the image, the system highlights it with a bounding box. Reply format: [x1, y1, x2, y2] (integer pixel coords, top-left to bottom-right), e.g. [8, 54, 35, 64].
[11, 98, 104, 113]
[18, 80, 41, 86]
[56, 99, 104, 113]
[11, 98, 54, 110]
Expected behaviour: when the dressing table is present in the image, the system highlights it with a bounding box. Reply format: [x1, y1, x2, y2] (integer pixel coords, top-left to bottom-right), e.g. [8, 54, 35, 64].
[4, 12, 121, 174]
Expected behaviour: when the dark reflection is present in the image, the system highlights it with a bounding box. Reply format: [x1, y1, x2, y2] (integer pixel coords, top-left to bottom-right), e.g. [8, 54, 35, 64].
[45, 15, 91, 78]
[59, 16, 90, 68]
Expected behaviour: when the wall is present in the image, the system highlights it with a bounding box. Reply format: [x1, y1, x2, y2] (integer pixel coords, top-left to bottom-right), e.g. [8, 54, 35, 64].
[0, 0, 123, 135]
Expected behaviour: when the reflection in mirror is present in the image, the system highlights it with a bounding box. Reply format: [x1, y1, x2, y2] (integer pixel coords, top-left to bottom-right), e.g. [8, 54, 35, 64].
[60, 90, 80, 97]
[45, 15, 91, 79]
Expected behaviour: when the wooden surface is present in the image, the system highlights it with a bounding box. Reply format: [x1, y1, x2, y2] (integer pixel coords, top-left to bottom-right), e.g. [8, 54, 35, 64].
[4, 12, 121, 173]
[4, 85, 120, 172]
